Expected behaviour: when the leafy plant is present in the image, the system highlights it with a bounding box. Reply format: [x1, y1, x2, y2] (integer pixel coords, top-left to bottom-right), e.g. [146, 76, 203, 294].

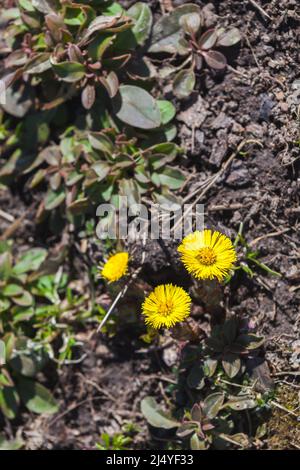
[0, 333, 58, 419]
[1, 0, 168, 129]
[206, 317, 264, 379]
[141, 314, 265, 450]
[96, 431, 133, 450]
[1, 125, 184, 227]
[149, 3, 241, 98]
[142, 394, 254, 450]
[233, 223, 282, 279]
[0, 241, 95, 419]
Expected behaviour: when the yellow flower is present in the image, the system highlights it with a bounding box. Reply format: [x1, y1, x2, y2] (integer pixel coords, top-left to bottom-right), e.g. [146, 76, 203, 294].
[141, 284, 191, 329]
[178, 229, 236, 281]
[101, 252, 129, 282]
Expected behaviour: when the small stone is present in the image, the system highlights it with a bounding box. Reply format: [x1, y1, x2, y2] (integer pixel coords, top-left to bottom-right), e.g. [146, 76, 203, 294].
[210, 130, 228, 167]
[246, 123, 264, 138]
[275, 91, 285, 101]
[279, 102, 289, 112]
[226, 162, 250, 187]
[232, 122, 244, 133]
[259, 94, 275, 121]
[211, 112, 232, 130]
[177, 95, 208, 129]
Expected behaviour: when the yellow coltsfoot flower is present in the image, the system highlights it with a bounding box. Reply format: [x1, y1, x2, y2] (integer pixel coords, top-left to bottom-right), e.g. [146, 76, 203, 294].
[100, 252, 129, 283]
[178, 229, 236, 282]
[142, 284, 191, 329]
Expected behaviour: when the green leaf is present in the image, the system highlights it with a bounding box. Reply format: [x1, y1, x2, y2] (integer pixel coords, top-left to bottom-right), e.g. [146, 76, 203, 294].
[82, 15, 127, 42]
[88, 34, 116, 61]
[0, 297, 11, 313]
[222, 353, 241, 378]
[149, 4, 202, 54]
[50, 60, 86, 83]
[100, 71, 119, 98]
[173, 69, 196, 99]
[236, 334, 264, 350]
[0, 372, 12, 387]
[226, 395, 257, 411]
[154, 190, 181, 210]
[81, 84, 96, 110]
[128, 2, 153, 46]
[158, 166, 185, 189]
[180, 12, 202, 35]
[217, 28, 241, 47]
[176, 422, 198, 439]
[3, 333, 16, 361]
[141, 397, 179, 429]
[203, 358, 218, 377]
[32, 0, 56, 14]
[18, 378, 58, 415]
[1, 82, 33, 118]
[88, 132, 114, 153]
[91, 162, 111, 181]
[24, 53, 51, 74]
[68, 198, 90, 215]
[44, 189, 66, 210]
[2, 284, 24, 297]
[12, 307, 34, 324]
[0, 386, 20, 420]
[113, 85, 161, 129]
[10, 351, 47, 378]
[13, 248, 47, 275]
[119, 179, 141, 206]
[5, 50, 28, 68]
[149, 142, 179, 170]
[66, 171, 84, 187]
[12, 290, 34, 307]
[29, 168, 47, 188]
[190, 432, 205, 450]
[64, 5, 89, 26]
[157, 100, 176, 125]
[0, 435, 24, 450]
[0, 252, 12, 281]
[191, 403, 202, 422]
[203, 50, 227, 70]
[19, 0, 35, 11]
[203, 392, 225, 419]
[0, 341, 5, 366]
[198, 29, 218, 50]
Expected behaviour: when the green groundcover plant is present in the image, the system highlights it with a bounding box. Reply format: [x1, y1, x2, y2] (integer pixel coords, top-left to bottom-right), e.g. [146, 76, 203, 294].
[1, 0, 163, 128]
[0, 240, 96, 420]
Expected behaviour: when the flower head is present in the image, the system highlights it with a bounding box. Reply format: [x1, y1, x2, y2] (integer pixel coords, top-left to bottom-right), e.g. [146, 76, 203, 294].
[100, 252, 129, 283]
[178, 229, 236, 282]
[142, 284, 191, 329]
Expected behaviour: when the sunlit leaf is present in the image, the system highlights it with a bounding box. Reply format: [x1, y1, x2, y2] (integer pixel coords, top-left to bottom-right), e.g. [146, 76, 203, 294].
[128, 2, 153, 46]
[113, 85, 161, 129]
[18, 378, 58, 415]
[173, 69, 195, 98]
[141, 397, 179, 429]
